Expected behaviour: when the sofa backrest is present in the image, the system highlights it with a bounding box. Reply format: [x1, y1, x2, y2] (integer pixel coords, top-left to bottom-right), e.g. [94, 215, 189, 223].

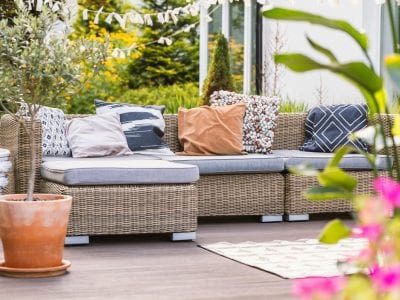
[1, 112, 398, 195]
[162, 113, 308, 152]
[62, 112, 400, 161]
[273, 113, 307, 150]
[164, 115, 182, 153]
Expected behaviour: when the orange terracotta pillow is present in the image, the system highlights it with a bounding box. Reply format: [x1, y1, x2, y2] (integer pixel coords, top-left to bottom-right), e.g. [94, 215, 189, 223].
[178, 103, 246, 155]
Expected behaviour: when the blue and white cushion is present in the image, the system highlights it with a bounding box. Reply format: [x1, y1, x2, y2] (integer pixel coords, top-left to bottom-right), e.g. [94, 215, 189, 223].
[18, 104, 71, 157]
[300, 104, 369, 153]
[95, 100, 173, 155]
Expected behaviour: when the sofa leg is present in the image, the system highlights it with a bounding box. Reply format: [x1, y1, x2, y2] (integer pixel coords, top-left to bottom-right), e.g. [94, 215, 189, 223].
[171, 232, 196, 242]
[260, 215, 283, 223]
[65, 236, 90, 246]
[284, 214, 310, 222]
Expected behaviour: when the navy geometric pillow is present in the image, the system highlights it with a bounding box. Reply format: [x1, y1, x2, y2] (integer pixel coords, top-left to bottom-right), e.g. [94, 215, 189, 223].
[300, 104, 369, 153]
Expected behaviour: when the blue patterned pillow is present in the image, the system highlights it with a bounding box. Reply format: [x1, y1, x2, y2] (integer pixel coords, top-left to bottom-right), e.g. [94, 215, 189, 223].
[300, 104, 369, 153]
[95, 100, 173, 155]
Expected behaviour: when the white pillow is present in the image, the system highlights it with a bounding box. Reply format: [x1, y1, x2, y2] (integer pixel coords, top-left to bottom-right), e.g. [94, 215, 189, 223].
[18, 104, 71, 157]
[66, 113, 133, 158]
[95, 99, 173, 155]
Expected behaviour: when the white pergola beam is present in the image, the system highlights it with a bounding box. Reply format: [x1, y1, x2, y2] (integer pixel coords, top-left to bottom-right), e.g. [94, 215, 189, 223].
[199, 2, 209, 95]
[222, 1, 230, 39]
[243, 0, 253, 95]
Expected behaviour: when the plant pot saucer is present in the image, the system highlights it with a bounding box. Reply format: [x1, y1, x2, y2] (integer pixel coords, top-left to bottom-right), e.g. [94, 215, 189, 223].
[0, 259, 71, 278]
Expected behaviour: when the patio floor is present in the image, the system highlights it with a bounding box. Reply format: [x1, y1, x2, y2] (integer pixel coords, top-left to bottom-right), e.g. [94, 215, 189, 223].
[0, 216, 351, 300]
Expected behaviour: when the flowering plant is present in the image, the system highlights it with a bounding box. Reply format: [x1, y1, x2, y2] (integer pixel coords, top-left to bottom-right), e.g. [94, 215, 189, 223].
[293, 177, 400, 299]
[263, 1, 400, 299]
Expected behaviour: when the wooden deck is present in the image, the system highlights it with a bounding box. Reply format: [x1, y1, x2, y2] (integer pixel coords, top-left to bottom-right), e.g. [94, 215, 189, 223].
[0, 216, 349, 300]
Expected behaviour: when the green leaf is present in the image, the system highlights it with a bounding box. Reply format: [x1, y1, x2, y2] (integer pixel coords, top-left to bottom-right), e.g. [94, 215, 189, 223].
[318, 167, 357, 192]
[358, 87, 385, 115]
[275, 53, 385, 113]
[343, 275, 377, 300]
[275, 54, 322, 72]
[289, 164, 320, 177]
[327, 146, 354, 168]
[306, 35, 338, 63]
[306, 186, 353, 201]
[385, 54, 400, 91]
[319, 219, 352, 244]
[332, 62, 383, 95]
[263, 7, 368, 51]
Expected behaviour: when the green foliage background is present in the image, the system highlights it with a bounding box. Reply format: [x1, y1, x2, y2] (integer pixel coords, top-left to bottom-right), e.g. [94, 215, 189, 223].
[69, 0, 200, 114]
[127, 0, 199, 89]
[0, 0, 16, 20]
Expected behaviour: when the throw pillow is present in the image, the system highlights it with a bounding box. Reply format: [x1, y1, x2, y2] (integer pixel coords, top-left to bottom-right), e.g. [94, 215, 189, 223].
[178, 103, 246, 155]
[300, 104, 369, 153]
[66, 113, 132, 158]
[17, 104, 71, 157]
[210, 91, 280, 154]
[95, 99, 173, 155]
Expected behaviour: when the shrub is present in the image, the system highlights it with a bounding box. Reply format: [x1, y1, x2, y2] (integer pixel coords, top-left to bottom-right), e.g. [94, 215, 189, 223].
[68, 82, 200, 115]
[120, 83, 200, 114]
[202, 34, 234, 105]
[67, 0, 140, 115]
[0, 0, 16, 20]
[127, 0, 199, 89]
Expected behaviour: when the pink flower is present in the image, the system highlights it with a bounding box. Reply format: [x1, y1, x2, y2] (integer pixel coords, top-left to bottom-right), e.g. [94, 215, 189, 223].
[374, 177, 400, 208]
[352, 224, 383, 242]
[353, 247, 374, 265]
[370, 265, 400, 292]
[293, 277, 345, 300]
[358, 197, 392, 224]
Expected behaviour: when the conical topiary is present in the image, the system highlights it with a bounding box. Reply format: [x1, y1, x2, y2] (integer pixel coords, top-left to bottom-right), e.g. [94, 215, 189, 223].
[202, 34, 234, 105]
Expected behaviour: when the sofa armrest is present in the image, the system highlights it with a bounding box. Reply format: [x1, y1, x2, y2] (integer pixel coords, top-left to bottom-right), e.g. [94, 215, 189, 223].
[0, 114, 42, 194]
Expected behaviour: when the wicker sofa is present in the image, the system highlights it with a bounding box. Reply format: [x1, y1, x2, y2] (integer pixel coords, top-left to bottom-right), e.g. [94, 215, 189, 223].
[0, 113, 394, 243]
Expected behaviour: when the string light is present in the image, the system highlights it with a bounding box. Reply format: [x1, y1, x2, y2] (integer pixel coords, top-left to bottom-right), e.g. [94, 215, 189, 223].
[111, 5, 221, 58]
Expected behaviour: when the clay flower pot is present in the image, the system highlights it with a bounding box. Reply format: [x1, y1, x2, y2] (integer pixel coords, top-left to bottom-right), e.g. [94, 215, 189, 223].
[0, 194, 72, 269]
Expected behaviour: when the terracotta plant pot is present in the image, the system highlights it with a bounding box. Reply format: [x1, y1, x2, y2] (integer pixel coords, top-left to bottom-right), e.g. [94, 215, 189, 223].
[0, 194, 72, 269]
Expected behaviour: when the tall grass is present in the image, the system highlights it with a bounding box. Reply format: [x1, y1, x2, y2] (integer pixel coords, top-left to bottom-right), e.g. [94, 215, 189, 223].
[280, 98, 309, 113]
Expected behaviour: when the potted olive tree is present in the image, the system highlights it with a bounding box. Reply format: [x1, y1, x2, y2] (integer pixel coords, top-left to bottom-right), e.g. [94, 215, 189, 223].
[0, 1, 106, 277]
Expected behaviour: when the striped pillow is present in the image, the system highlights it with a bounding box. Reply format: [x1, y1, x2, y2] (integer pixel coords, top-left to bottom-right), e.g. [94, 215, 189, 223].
[95, 100, 173, 155]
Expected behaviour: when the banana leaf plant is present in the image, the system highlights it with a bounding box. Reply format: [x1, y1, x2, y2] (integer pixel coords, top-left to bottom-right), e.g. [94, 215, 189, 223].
[263, 2, 400, 243]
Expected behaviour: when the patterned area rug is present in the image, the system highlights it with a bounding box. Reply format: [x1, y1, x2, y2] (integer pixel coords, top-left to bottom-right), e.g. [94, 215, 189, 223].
[199, 239, 367, 279]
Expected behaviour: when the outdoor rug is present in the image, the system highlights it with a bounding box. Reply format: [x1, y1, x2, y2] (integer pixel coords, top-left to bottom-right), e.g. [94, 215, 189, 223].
[199, 238, 367, 279]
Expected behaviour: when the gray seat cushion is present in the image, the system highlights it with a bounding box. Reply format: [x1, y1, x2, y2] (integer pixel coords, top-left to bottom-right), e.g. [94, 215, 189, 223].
[41, 156, 199, 185]
[154, 154, 285, 175]
[274, 150, 392, 171]
[42, 153, 155, 162]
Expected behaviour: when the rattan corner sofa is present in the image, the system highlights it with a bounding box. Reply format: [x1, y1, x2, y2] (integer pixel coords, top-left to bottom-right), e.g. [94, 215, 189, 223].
[0, 113, 394, 244]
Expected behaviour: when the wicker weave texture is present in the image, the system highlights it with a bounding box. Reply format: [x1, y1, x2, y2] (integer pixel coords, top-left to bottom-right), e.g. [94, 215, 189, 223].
[164, 115, 182, 153]
[197, 173, 284, 216]
[0, 115, 42, 194]
[285, 171, 388, 214]
[0, 115, 18, 194]
[273, 113, 307, 150]
[41, 181, 198, 236]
